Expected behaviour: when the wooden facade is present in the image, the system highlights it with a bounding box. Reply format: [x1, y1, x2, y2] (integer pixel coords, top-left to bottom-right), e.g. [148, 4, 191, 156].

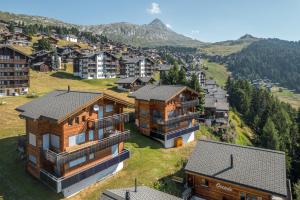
[186, 172, 278, 200]
[0, 45, 30, 96]
[133, 86, 199, 148]
[18, 92, 133, 196]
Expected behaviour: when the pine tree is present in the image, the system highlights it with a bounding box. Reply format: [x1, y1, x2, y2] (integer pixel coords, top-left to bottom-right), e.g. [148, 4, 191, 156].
[294, 180, 300, 200]
[178, 67, 187, 85]
[189, 73, 200, 92]
[260, 118, 280, 150]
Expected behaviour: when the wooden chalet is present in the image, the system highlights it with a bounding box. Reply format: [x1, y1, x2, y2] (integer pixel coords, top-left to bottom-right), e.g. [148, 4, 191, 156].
[129, 85, 200, 148]
[16, 88, 134, 197]
[0, 45, 31, 96]
[116, 77, 156, 92]
[185, 140, 291, 200]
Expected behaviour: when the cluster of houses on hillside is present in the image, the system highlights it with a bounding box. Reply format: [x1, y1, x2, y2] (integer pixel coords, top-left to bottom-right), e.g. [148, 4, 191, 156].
[16, 85, 291, 200]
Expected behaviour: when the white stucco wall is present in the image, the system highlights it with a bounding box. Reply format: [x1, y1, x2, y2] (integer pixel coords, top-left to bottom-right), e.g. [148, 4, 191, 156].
[164, 132, 195, 148]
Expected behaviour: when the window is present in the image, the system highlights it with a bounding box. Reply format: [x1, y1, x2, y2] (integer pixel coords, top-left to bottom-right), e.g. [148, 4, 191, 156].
[89, 130, 94, 141]
[68, 133, 86, 147]
[50, 134, 60, 149]
[69, 156, 86, 168]
[75, 117, 79, 124]
[82, 116, 86, 122]
[89, 153, 95, 160]
[29, 133, 36, 146]
[29, 154, 37, 165]
[240, 192, 246, 200]
[140, 109, 148, 117]
[105, 104, 113, 112]
[68, 118, 73, 126]
[246, 194, 259, 200]
[200, 179, 209, 187]
[140, 121, 148, 129]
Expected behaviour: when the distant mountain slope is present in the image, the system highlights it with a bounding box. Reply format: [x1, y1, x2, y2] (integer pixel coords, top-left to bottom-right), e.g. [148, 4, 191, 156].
[200, 34, 260, 56]
[226, 39, 300, 92]
[0, 11, 204, 47]
[80, 19, 204, 47]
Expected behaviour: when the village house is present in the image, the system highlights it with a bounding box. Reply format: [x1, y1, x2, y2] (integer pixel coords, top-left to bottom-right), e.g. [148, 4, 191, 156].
[187, 70, 206, 87]
[119, 56, 155, 78]
[116, 76, 156, 92]
[16, 88, 133, 197]
[204, 80, 229, 126]
[31, 50, 62, 71]
[73, 51, 119, 79]
[1, 32, 32, 46]
[185, 140, 291, 200]
[0, 45, 31, 96]
[129, 85, 200, 148]
[63, 34, 78, 43]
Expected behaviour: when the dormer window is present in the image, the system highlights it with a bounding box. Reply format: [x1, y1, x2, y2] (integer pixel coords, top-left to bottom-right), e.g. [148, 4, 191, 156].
[75, 117, 80, 124]
[68, 118, 73, 126]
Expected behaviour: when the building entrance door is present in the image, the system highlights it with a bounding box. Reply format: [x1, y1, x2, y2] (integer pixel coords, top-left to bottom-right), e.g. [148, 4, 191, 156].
[175, 137, 183, 147]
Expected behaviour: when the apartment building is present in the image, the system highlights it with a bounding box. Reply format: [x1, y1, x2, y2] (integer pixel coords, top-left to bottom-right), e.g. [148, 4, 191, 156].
[119, 56, 155, 78]
[73, 51, 119, 79]
[0, 45, 31, 96]
[16, 89, 133, 197]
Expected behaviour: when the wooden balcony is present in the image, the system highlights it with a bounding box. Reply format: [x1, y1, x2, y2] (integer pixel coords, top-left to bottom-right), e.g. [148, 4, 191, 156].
[154, 112, 200, 126]
[89, 112, 130, 130]
[176, 99, 199, 108]
[40, 149, 130, 193]
[0, 59, 27, 64]
[150, 123, 200, 141]
[0, 67, 29, 72]
[43, 130, 130, 166]
[0, 75, 29, 80]
[0, 83, 29, 88]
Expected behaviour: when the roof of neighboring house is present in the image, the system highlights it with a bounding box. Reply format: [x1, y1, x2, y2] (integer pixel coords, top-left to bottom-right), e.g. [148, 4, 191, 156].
[16, 90, 102, 122]
[158, 64, 172, 71]
[116, 77, 139, 84]
[16, 89, 133, 123]
[100, 186, 182, 200]
[185, 140, 288, 197]
[139, 76, 154, 83]
[0, 45, 32, 58]
[129, 85, 198, 102]
[206, 79, 216, 86]
[32, 62, 47, 66]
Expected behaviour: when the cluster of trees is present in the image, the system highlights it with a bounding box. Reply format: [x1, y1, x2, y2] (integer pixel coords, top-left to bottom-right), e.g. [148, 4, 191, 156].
[160, 63, 204, 112]
[33, 38, 52, 51]
[226, 79, 300, 198]
[226, 39, 300, 92]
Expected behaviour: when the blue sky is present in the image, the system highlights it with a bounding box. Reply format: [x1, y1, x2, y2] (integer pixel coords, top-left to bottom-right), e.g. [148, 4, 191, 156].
[1, 0, 299, 42]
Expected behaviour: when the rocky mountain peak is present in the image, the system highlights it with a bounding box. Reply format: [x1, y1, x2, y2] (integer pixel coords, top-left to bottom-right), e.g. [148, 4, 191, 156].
[148, 18, 167, 29]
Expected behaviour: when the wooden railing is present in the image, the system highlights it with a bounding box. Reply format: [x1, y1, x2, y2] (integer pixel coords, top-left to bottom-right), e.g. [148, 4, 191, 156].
[90, 112, 131, 130]
[154, 112, 200, 126]
[176, 99, 199, 108]
[0, 59, 27, 64]
[43, 130, 130, 165]
[0, 67, 29, 72]
[0, 75, 29, 80]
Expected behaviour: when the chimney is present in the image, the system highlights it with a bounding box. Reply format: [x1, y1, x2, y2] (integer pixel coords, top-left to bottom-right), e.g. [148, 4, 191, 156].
[125, 190, 130, 200]
[230, 154, 233, 168]
[67, 85, 70, 92]
[134, 178, 137, 192]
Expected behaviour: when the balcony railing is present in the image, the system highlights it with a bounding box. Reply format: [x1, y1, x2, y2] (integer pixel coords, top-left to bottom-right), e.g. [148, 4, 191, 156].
[0, 83, 29, 88]
[0, 59, 27, 64]
[0, 75, 29, 80]
[40, 149, 130, 193]
[0, 67, 29, 72]
[91, 112, 130, 130]
[43, 130, 130, 165]
[154, 112, 200, 126]
[176, 99, 199, 108]
[150, 123, 200, 141]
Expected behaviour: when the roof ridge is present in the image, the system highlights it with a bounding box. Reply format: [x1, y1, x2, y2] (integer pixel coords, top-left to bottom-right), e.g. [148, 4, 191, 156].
[55, 89, 102, 95]
[198, 139, 285, 155]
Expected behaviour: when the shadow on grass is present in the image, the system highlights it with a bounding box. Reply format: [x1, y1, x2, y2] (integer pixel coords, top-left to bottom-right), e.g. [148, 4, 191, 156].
[125, 124, 163, 150]
[0, 135, 63, 200]
[50, 71, 80, 80]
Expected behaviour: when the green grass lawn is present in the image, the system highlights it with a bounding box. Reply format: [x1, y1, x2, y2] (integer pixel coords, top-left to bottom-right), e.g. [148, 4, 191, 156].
[203, 60, 229, 87]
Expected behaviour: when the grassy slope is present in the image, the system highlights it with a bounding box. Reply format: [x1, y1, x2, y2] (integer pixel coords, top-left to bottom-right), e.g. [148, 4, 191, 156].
[272, 87, 300, 109]
[203, 60, 229, 87]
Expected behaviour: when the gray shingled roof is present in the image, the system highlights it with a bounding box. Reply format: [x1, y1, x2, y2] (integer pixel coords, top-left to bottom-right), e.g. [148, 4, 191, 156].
[16, 90, 102, 122]
[129, 85, 188, 101]
[116, 77, 139, 84]
[185, 140, 287, 197]
[100, 186, 182, 200]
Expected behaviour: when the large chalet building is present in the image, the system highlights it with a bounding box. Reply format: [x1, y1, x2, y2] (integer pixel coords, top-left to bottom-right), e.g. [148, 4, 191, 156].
[130, 85, 200, 148]
[0, 45, 31, 96]
[73, 51, 119, 79]
[185, 140, 291, 200]
[16, 88, 133, 197]
[119, 56, 155, 78]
